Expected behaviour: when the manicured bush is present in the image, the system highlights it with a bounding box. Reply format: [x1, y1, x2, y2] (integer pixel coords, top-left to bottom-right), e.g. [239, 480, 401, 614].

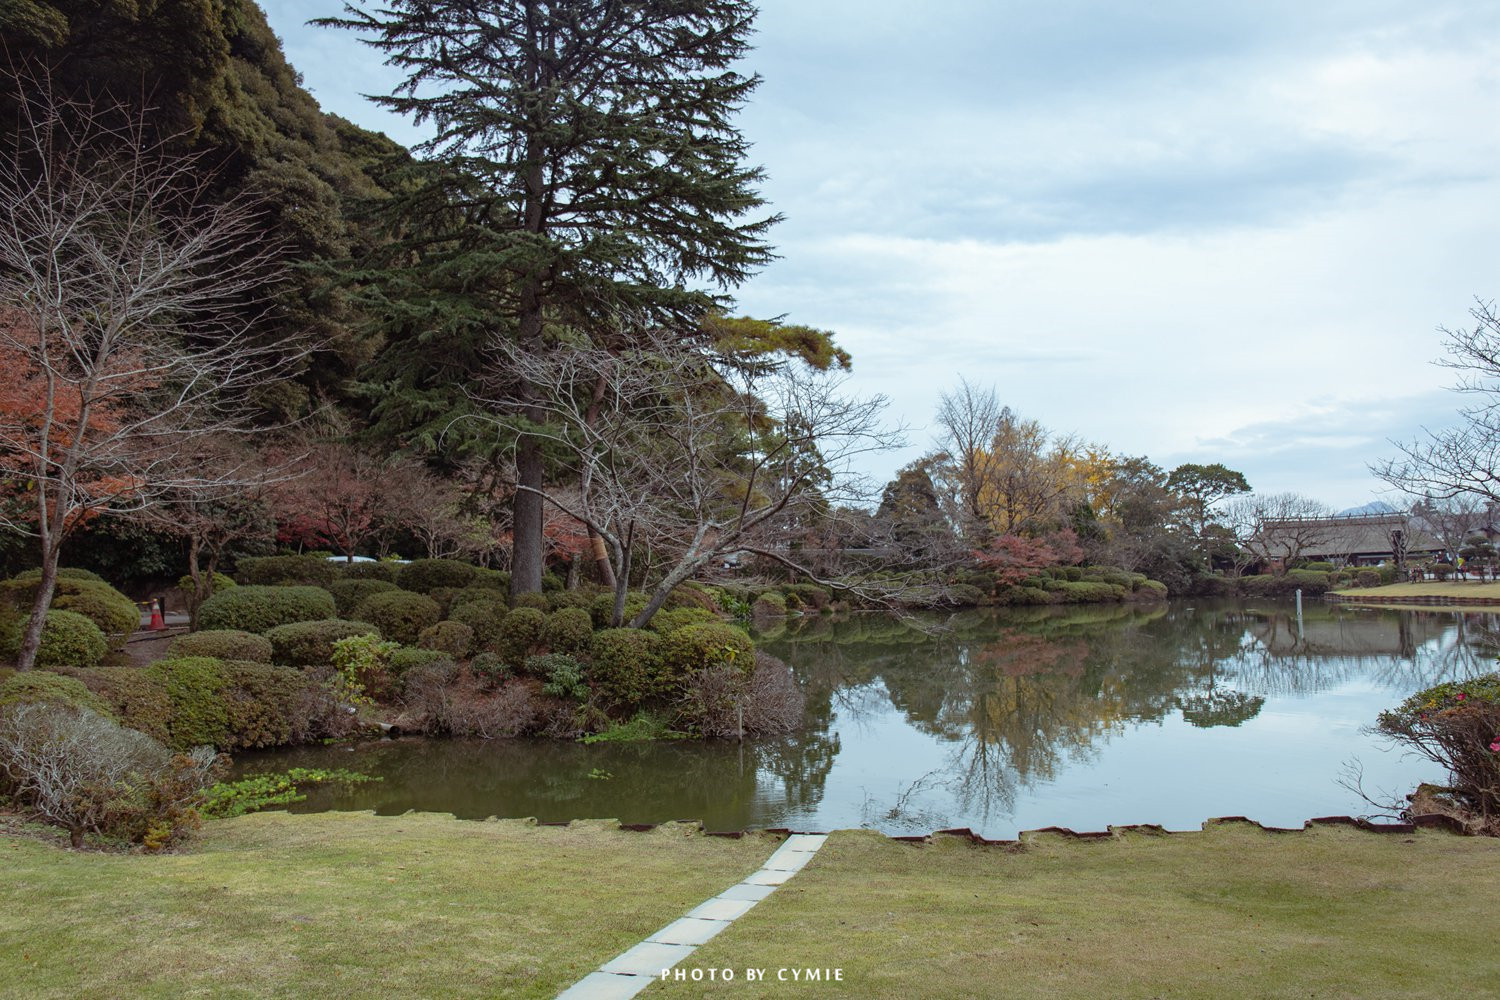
[220, 662, 317, 749]
[236, 554, 337, 587]
[352, 590, 441, 645]
[266, 619, 380, 667]
[326, 578, 398, 617]
[1356, 569, 1381, 588]
[468, 652, 510, 687]
[512, 592, 551, 612]
[389, 647, 450, 680]
[0, 577, 138, 649]
[529, 653, 588, 700]
[1135, 579, 1169, 600]
[448, 587, 508, 617]
[197, 585, 337, 634]
[546, 589, 595, 612]
[12, 567, 106, 584]
[589, 628, 662, 706]
[1056, 581, 1127, 603]
[448, 598, 509, 654]
[471, 568, 509, 590]
[36, 609, 109, 669]
[590, 591, 648, 628]
[337, 561, 400, 583]
[658, 623, 755, 688]
[781, 583, 831, 611]
[646, 607, 718, 635]
[396, 558, 477, 594]
[1286, 569, 1332, 594]
[425, 586, 465, 617]
[169, 629, 273, 663]
[145, 657, 228, 750]
[1299, 561, 1336, 572]
[944, 583, 986, 607]
[419, 621, 475, 658]
[496, 607, 547, 667]
[541, 572, 565, 592]
[751, 592, 788, 621]
[177, 571, 236, 595]
[330, 634, 400, 703]
[0, 671, 114, 717]
[543, 607, 595, 655]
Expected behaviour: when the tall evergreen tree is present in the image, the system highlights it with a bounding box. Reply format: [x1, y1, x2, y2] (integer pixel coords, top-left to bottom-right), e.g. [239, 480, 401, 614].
[322, 0, 778, 595]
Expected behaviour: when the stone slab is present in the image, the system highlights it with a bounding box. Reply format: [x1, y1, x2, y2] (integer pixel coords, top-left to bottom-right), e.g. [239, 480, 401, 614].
[556, 971, 653, 1000]
[717, 882, 777, 902]
[599, 941, 697, 977]
[648, 917, 732, 946]
[781, 834, 828, 852]
[686, 896, 760, 921]
[763, 849, 814, 873]
[744, 868, 795, 886]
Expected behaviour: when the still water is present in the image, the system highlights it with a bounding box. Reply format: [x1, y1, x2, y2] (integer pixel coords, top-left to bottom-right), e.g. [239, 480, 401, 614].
[236, 600, 1494, 839]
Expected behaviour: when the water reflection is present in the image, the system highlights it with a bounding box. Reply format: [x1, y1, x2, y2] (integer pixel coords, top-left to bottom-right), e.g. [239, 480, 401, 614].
[240, 600, 1497, 837]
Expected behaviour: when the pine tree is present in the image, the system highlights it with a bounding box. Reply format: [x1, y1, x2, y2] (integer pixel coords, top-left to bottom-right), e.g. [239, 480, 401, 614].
[321, 0, 778, 596]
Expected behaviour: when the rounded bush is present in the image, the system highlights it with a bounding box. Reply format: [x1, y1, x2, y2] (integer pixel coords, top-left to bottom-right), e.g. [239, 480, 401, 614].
[0, 670, 114, 716]
[781, 584, 830, 612]
[658, 623, 754, 688]
[389, 647, 451, 680]
[326, 578, 399, 617]
[266, 619, 381, 667]
[546, 589, 595, 612]
[397, 558, 478, 593]
[496, 607, 546, 667]
[512, 592, 550, 612]
[338, 561, 399, 583]
[589, 628, 662, 706]
[469, 651, 510, 687]
[471, 568, 509, 591]
[448, 587, 509, 618]
[590, 591, 647, 628]
[945, 583, 986, 607]
[1135, 579, 1169, 600]
[448, 598, 509, 653]
[1356, 569, 1381, 588]
[220, 661, 317, 749]
[144, 656, 229, 749]
[12, 567, 106, 584]
[78, 666, 173, 744]
[352, 590, 441, 645]
[36, 609, 109, 669]
[541, 572, 565, 593]
[198, 585, 337, 634]
[236, 555, 337, 587]
[646, 607, 717, 635]
[0, 577, 138, 649]
[419, 621, 475, 658]
[168, 629, 273, 663]
[177, 571, 236, 595]
[543, 607, 595, 655]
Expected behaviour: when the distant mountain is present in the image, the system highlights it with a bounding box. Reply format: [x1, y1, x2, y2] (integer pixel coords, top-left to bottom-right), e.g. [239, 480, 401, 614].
[1337, 501, 1400, 517]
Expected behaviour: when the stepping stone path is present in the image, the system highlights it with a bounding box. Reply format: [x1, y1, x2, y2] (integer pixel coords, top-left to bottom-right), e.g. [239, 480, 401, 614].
[557, 833, 828, 999]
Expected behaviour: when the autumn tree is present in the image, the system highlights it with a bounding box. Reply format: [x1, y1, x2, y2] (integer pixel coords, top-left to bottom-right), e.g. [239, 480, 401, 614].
[321, 0, 777, 598]
[0, 76, 299, 671]
[268, 439, 386, 560]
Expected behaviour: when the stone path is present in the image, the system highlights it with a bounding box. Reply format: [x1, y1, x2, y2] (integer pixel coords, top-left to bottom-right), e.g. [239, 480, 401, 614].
[556, 833, 828, 1000]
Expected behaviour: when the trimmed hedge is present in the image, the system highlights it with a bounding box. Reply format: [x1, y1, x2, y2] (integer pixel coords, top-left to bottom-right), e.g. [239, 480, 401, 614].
[35, 609, 109, 669]
[590, 592, 648, 628]
[646, 607, 718, 635]
[198, 585, 337, 634]
[419, 621, 475, 658]
[326, 578, 398, 617]
[658, 623, 754, 687]
[0, 671, 114, 717]
[12, 567, 105, 584]
[589, 628, 662, 706]
[542, 607, 594, 655]
[389, 647, 451, 679]
[144, 656, 228, 749]
[237, 554, 338, 587]
[447, 598, 509, 654]
[397, 558, 477, 594]
[266, 619, 380, 667]
[496, 607, 546, 667]
[168, 629, 273, 663]
[79, 667, 174, 744]
[352, 591, 441, 645]
[448, 587, 509, 618]
[337, 561, 400, 583]
[512, 592, 551, 612]
[0, 577, 137, 649]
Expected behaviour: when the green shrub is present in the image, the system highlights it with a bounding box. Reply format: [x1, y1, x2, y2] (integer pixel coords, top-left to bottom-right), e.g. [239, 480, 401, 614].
[198, 585, 337, 634]
[12, 567, 106, 584]
[337, 561, 399, 583]
[471, 568, 509, 590]
[352, 590, 441, 645]
[236, 555, 337, 587]
[396, 558, 477, 593]
[425, 586, 466, 617]
[177, 571, 236, 595]
[326, 578, 398, 617]
[543, 607, 595, 655]
[0, 670, 114, 716]
[448, 587, 509, 617]
[1056, 581, 1126, 603]
[529, 653, 588, 700]
[265, 619, 381, 668]
[663, 585, 721, 613]
[79, 666, 174, 744]
[751, 592, 787, 622]
[512, 592, 551, 612]
[0, 577, 138, 650]
[448, 598, 509, 653]
[496, 607, 547, 667]
[546, 589, 595, 612]
[781, 583, 830, 611]
[145, 657, 229, 749]
[590, 591, 648, 628]
[1376, 673, 1500, 819]
[1286, 569, 1332, 594]
[330, 633, 400, 703]
[1356, 569, 1381, 588]
[168, 629, 273, 663]
[389, 648, 451, 684]
[657, 623, 754, 689]
[36, 609, 109, 669]
[220, 662, 316, 749]
[469, 652, 510, 687]
[646, 607, 718, 634]
[419, 621, 475, 658]
[945, 583, 986, 606]
[1135, 579, 1169, 600]
[541, 572, 565, 592]
[589, 628, 662, 706]
[1299, 561, 1337, 572]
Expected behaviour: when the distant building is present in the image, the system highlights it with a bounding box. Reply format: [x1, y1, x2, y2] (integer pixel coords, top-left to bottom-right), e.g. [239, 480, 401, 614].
[1256, 513, 1443, 567]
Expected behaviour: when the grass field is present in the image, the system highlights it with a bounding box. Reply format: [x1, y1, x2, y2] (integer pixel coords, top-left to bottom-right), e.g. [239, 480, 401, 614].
[4, 814, 1498, 999]
[651, 823, 1500, 1000]
[1331, 580, 1500, 599]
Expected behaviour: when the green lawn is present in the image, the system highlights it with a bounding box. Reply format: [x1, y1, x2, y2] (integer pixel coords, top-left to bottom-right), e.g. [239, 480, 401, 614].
[0, 811, 776, 1000]
[1332, 580, 1500, 599]
[652, 824, 1500, 999]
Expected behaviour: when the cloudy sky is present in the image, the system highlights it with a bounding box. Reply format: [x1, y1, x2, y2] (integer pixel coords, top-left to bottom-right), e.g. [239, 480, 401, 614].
[262, 0, 1500, 511]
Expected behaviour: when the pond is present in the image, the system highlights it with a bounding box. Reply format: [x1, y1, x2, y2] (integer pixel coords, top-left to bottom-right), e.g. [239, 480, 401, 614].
[234, 599, 1496, 839]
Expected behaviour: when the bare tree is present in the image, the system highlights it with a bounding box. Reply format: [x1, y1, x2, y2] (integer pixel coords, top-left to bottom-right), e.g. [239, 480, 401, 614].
[1224, 493, 1336, 573]
[1410, 493, 1495, 561]
[1375, 300, 1500, 503]
[485, 330, 903, 626]
[0, 75, 303, 669]
[933, 378, 1001, 539]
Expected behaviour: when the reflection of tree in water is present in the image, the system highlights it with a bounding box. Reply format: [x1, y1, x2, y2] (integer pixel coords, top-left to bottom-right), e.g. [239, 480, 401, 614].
[1176, 689, 1265, 728]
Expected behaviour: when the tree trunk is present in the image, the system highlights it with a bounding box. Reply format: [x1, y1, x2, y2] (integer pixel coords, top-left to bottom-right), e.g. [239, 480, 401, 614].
[14, 543, 62, 672]
[582, 373, 617, 588]
[512, 436, 545, 597]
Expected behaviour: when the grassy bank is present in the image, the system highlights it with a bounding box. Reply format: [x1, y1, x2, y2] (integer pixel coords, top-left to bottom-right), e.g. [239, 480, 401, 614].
[0, 811, 776, 1000]
[1332, 580, 1500, 598]
[4, 814, 1497, 999]
[655, 823, 1500, 999]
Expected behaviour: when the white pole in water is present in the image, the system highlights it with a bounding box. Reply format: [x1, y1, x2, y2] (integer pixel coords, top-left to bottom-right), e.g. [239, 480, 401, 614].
[1296, 588, 1304, 641]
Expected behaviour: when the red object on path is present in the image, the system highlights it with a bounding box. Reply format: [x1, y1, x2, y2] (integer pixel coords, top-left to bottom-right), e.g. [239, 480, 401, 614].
[148, 599, 166, 631]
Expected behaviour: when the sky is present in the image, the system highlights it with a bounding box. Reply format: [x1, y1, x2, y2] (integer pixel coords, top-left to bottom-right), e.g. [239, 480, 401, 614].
[261, 0, 1500, 511]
